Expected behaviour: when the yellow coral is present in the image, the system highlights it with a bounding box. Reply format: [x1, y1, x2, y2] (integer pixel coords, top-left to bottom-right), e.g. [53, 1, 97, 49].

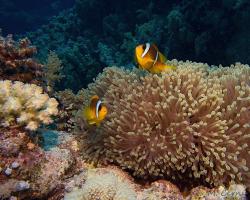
[0, 80, 58, 130]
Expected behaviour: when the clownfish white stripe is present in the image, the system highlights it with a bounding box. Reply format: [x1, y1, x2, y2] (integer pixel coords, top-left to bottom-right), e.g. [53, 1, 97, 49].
[141, 43, 150, 58]
[153, 51, 159, 66]
[96, 100, 102, 118]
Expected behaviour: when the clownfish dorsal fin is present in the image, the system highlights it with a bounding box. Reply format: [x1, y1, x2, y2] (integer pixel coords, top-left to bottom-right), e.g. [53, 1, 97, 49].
[141, 43, 150, 58]
[95, 100, 102, 119]
[151, 43, 159, 51]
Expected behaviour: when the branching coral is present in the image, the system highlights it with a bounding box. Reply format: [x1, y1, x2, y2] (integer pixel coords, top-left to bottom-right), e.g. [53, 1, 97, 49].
[44, 51, 64, 92]
[0, 80, 58, 130]
[0, 34, 43, 84]
[77, 60, 250, 190]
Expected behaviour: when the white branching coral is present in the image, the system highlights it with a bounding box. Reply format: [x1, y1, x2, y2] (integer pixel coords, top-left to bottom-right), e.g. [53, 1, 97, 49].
[0, 80, 58, 130]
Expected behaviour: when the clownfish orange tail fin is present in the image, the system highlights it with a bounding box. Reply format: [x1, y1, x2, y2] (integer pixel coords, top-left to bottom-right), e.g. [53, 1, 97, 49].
[159, 52, 167, 63]
[164, 63, 176, 71]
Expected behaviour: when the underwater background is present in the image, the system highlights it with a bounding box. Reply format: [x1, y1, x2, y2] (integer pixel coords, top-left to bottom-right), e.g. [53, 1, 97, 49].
[1, 0, 250, 91]
[0, 0, 250, 199]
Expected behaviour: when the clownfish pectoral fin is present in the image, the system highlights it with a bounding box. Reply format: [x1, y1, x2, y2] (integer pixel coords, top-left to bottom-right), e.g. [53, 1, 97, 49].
[95, 122, 101, 126]
[88, 120, 97, 125]
[151, 62, 176, 73]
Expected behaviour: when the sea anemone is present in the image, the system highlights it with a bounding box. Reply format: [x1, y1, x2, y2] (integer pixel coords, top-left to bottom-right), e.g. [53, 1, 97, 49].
[78, 60, 250, 190]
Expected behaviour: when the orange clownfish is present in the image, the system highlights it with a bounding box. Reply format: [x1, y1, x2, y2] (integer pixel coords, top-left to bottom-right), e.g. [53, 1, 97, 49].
[83, 95, 108, 126]
[135, 43, 176, 73]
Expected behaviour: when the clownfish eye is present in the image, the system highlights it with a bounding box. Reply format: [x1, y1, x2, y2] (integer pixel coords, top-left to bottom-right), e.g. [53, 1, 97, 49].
[142, 44, 146, 50]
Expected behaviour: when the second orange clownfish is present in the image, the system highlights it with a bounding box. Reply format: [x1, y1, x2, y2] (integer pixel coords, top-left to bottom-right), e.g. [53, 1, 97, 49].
[135, 43, 176, 73]
[83, 95, 108, 126]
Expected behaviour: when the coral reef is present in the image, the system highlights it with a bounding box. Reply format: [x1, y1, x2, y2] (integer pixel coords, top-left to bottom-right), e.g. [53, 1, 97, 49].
[0, 34, 43, 85]
[30, 147, 74, 197]
[186, 184, 247, 200]
[0, 126, 45, 199]
[139, 180, 184, 200]
[77, 60, 250, 190]
[63, 166, 247, 200]
[0, 129, 77, 199]
[0, 80, 58, 130]
[55, 89, 85, 131]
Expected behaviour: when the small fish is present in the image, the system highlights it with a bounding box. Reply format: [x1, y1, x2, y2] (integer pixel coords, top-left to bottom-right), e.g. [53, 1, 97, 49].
[135, 43, 176, 73]
[83, 95, 108, 126]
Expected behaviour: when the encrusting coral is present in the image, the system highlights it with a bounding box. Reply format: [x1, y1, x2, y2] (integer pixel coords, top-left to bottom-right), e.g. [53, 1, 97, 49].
[0, 34, 43, 85]
[186, 184, 247, 200]
[77, 60, 250, 190]
[63, 166, 247, 200]
[64, 167, 138, 200]
[0, 80, 58, 130]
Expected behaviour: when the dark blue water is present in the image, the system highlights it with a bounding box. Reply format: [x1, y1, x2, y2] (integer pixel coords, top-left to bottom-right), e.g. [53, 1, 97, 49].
[0, 0, 75, 34]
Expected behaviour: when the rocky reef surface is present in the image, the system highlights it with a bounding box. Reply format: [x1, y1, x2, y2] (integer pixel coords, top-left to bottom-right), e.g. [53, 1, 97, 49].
[0, 130, 248, 199]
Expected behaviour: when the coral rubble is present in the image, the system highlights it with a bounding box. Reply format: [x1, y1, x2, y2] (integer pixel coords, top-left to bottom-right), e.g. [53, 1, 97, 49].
[77, 60, 250, 190]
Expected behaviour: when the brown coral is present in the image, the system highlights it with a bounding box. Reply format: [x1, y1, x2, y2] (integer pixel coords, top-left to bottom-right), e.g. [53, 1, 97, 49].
[0, 34, 43, 84]
[44, 51, 63, 92]
[0, 128, 76, 199]
[63, 166, 247, 200]
[77, 61, 250, 190]
[186, 184, 247, 200]
[139, 180, 184, 200]
[55, 89, 85, 132]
